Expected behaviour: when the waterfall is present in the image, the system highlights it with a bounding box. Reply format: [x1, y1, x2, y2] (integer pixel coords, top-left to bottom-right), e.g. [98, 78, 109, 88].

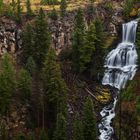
[98, 20, 138, 140]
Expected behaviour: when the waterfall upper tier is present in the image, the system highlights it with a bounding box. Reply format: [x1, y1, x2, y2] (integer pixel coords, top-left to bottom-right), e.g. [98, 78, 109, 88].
[102, 20, 138, 90]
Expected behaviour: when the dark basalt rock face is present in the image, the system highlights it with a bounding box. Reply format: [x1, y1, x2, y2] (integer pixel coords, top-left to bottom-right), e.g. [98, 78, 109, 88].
[0, 17, 22, 56]
[0, 1, 125, 56]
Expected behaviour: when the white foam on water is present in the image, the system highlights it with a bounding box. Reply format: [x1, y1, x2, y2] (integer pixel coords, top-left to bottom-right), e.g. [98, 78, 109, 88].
[98, 20, 138, 140]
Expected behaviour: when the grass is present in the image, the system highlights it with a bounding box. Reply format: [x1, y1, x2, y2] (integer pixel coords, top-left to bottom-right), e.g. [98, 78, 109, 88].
[4, 0, 103, 12]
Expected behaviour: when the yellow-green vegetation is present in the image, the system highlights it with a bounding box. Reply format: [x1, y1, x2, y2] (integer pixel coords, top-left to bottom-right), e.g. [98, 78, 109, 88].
[130, 7, 140, 17]
[96, 87, 111, 104]
[104, 36, 116, 49]
[4, 0, 102, 12]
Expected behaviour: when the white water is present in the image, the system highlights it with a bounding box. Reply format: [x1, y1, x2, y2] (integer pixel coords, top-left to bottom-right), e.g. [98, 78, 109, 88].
[98, 20, 138, 140]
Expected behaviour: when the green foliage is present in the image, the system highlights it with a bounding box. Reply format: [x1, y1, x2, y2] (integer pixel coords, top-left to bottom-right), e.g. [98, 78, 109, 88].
[79, 21, 96, 72]
[40, 130, 49, 140]
[42, 49, 67, 109]
[22, 23, 34, 63]
[16, 0, 22, 24]
[48, 8, 58, 20]
[0, 54, 16, 114]
[121, 81, 136, 101]
[22, 8, 50, 68]
[124, 0, 134, 19]
[25, 57, 36, 76]
[60, 0, 67, 17]
[83, 97, 97, 140]
[42, 49, 67, 138]
[27, 133, 35, 140]
[15, 133, 26, 140]
[90, 17, 106, 77]
[34, 8, 51, 67]
[0, 0, 3, 12]
[41, 0, 59, 5]
[73, 114, 84, 140]
[26, 0, 33, 18]
[0, 123, 8, 140]
[18, 69, 32, 103]
[53, 112, 67, 140]
[72, 8, 86, 73]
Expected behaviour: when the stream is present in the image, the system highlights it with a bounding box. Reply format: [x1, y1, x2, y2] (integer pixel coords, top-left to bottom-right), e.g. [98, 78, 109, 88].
[98, 20, 138, 140]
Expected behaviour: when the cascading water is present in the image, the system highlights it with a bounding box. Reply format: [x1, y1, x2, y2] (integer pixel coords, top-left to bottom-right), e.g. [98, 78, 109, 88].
[98, 20, 138, 140]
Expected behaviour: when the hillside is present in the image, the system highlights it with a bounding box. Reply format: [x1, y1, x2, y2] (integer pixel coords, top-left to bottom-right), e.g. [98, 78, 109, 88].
[4, 0, 102, 11]
[0, 0, 140, 140]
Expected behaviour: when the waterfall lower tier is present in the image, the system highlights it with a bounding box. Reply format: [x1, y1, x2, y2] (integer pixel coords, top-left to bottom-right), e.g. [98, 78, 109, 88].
[98, 20, 138, 140]
[102, 42, 137, 89]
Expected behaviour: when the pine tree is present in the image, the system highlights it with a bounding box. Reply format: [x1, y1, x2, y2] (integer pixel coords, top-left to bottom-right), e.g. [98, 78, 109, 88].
[53, 112, 67, 140]
[18, 69, 32, 103]
[72, 8, 86, 72]
[0, 54, 16, 114]
[90, 17, 106, 77]
[42, 49, 67, 136]
[25, 57, 36, 76]
[42, 48, 67, 113]
[79, 21, 96, 72]
[16, 0, 22, 24]
[22, 23, 34, 63]
[40, 130, 48, 140]
[73, 114, 84, 140]
[83, 97, 97, 140]
[26, 0, 33, 18]
[60, 0, 67, 17]
[34, 8, 51, 68]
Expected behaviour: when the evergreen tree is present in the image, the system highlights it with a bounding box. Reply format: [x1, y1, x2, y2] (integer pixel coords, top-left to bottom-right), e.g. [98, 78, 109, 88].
[72, 8, 86, 72]
[79, 21, 96, 72]
[90, 17, 106, 77]
[53, 112, 67, 140]
[60, 0, 67, 17]
[26, 0, 33, 18]
[40, 129, 48, 140]
[34, 8, 51, 67]
[16, 0, 22, 24]
[18, 69, 32, 103]
[42, 49, 67, 136]
[83, 97, 97, 140]
[42, 48, 67, 113]
[25, 57, 36, 76]
[22, 23, 34, 63]
[0, 54, 16, 114]
[73, 114, 84, 140]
